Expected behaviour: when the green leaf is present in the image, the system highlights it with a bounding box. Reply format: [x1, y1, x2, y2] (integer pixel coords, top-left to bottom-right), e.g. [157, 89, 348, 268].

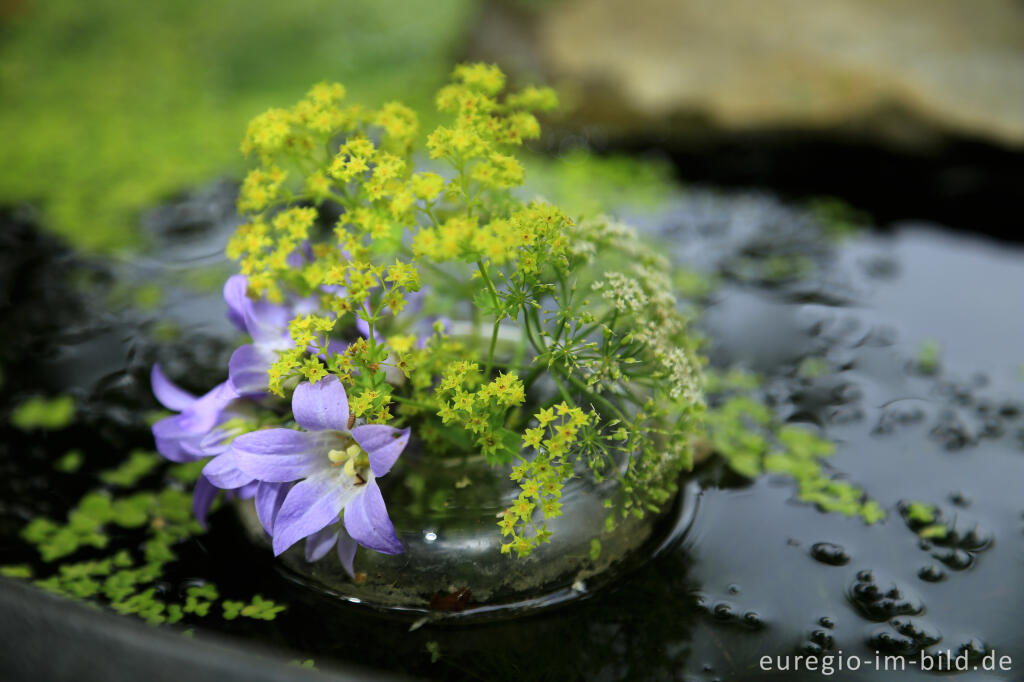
[482, 427, 520, 466]
[222, 600, 244, 620]
[919, 524, 949, 540]
[55, 449, 84, 473]
[239, 594, 286, 620]
[0, 565, 33, 579]
[472, 288, 501, 319]
[100, 450, 160, 487]
[10, 395, 75, 430]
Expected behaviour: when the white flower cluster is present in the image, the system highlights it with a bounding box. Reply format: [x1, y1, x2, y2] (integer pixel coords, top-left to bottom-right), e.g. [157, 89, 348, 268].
[658, 346, 702, 402]
[592, 272, 648, 313]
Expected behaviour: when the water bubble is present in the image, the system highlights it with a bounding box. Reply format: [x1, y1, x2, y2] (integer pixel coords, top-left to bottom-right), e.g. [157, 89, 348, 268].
[712, 602, 734, 620]
[874, 404, 925, 434]
[918, 564, 945, 582]
[810, 542, 850, 566]
[948, 491, 971, 508]
[742, 611, 764, 629]
[999, 402, 1021, 419]
[980, 417, 1003, 438]
[800, 642, 825, 656]
[931, 547, 973, 571]
[959, 637, 988, 658]
[809, 628, 834, 649]
[868, 628, 916, 654]
[930, 410, 977, 450]
[818, 616, 835, 629]
[958, 525, 993, 551]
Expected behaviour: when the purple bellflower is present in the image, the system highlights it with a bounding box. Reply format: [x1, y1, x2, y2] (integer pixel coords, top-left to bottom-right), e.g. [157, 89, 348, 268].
[231, 375, 409, 576]
[225, 275, 349, 396]
[150, 364, 258, 525]
[224, 275, 305, 397]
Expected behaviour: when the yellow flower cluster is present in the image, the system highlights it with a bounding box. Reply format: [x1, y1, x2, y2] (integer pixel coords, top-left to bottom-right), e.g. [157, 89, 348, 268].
[500, 403, 594, 557]
[240, 82, 353, 162]
[411, 202, 572, 270]
[435, 363, 525, 464]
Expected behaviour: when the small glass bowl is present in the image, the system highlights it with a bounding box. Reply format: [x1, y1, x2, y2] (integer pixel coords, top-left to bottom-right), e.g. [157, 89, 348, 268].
[236, 453, 696, 621]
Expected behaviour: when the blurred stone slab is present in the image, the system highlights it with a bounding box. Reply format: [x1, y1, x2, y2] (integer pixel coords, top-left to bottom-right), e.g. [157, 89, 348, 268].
[471, 0, 1024, 147]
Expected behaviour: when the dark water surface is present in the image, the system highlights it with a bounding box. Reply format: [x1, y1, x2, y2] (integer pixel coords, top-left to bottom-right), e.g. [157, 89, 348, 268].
[1, 186, 1023, 681]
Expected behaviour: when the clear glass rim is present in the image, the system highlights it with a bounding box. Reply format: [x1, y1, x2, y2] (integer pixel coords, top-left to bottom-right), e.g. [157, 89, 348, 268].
[250, 480, 701, 623]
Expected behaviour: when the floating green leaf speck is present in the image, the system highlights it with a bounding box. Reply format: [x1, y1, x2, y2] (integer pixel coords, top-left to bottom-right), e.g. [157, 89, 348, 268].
[11, 395, 75, 430]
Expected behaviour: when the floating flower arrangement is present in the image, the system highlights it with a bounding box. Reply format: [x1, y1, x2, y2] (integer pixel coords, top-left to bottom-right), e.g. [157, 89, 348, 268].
[150, 64, 704, 602]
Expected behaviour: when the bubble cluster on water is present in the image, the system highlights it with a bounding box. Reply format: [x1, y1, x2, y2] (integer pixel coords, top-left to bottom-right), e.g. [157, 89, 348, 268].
[848, 570, 924, 621]
[868, 617, 942, 654]
[801, 627, 835, 655]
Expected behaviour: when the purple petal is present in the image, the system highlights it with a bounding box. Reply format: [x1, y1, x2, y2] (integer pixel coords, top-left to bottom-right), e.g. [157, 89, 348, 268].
[243, 299, 291, 346]
[152, 415, 203, 463]
[404, 289, 426, 315]
[324, 338, 348, 356]
[228, 344, 275, 396]
[223, 275, 249, 332]
[271, 470, 359, 555]
[286, 243, 314, 269]
[336, 525, 358, 578]
[198, 423, 237, 456]
[416, 315, 451, 348]
[193, 475, 219, 528]
[202, 451, 253, 490]
[177, 382, 237, 433]
[344, 479, 403, 555]
[355, 316, 371, 340]
[255, 481, 292, 534]
[232, 429, 326, 482]
[179, 434, 211, 460]
[292, 376, 349, 432]
[321, 284, 346, 296]
[305, 524, 340, 562]
[352, 425, 409, 477]
[291, 293, 320, 316]
[234, 481, 259, 500]
[151, 364, 196, 412]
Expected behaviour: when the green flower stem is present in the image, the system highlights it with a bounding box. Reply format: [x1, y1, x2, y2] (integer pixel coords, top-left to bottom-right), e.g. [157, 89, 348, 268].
[520, 358, 548, 393]
[552, 270, 571, 345]
[563, 372, 631, 425]
[422, 205, 442, 228]
[511, 321, 529, 373]
[570, 308, 619, 346]
[476, 260, 503, 377]
[485, 320, 500, 378]
[522, 305, 547, 356]
[389, 395, 436, 411]
[476, 260, 501, 306]
[549, 372, 578, 408]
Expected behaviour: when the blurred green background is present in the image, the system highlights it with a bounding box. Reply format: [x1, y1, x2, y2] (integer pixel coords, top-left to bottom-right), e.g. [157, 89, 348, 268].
[0, 0, 476, 251]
